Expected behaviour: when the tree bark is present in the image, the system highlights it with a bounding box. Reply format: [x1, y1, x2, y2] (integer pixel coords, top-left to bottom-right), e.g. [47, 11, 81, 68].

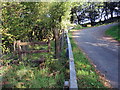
[75, 12, 81, 25]
[60, 29, 64, 52]
[110, 9, 113, 18]
[53, 28, 60, 59]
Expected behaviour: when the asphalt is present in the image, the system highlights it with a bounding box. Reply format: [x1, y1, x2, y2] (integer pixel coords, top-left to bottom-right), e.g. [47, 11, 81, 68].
[72, 23, 119, 88]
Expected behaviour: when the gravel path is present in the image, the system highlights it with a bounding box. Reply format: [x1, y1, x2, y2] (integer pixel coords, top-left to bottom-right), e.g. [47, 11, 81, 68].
[72, 23, 119, 88]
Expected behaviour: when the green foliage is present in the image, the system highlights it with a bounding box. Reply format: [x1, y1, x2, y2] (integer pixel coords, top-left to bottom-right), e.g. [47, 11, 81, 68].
[1, 2, 71, 53]
[49, 2, 71, 29]
[1, 41, 68, 88]
[74, 24, 88, 30]
[1, 2, 70, 88]
[105, 24, 120, 41]
[70, 2, 120, 25]
[1, 2, 40, 53]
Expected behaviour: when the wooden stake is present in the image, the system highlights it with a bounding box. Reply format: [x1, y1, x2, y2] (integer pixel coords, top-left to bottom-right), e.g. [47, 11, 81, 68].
[48, 38, 51, 52]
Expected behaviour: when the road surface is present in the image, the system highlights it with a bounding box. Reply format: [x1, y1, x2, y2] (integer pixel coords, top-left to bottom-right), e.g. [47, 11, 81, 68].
[72, 23, 119, 88]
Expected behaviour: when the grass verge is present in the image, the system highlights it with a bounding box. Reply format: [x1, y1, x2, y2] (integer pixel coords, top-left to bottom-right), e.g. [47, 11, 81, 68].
[69, 31, 109, 88]
[105, 24, 120, 41]
[73, 24, 88, 30]
[72, 21, 119, 31]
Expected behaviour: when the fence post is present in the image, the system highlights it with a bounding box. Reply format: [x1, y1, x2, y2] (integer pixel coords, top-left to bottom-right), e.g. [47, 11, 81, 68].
[61, 29, 65, 52]
[48, 39, 51, 52]
[17, 40, 22, 60]
[13, 41, 17, 56]
[22, 39, 27, 57]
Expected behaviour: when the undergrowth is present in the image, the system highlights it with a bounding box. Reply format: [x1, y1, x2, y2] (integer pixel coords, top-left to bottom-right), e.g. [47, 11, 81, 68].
[1, 40, 68, 88]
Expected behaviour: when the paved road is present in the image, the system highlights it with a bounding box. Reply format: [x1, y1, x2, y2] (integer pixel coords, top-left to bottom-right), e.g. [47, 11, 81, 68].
[72, 23, 119, 88]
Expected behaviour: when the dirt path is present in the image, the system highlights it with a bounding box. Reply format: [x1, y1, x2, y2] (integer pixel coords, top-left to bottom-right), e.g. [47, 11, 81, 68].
[72, 23, 119, 88]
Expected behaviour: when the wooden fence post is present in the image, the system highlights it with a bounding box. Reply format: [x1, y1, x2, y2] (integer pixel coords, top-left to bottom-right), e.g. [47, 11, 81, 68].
[14, 40, 50, 59]
[61, 29, 65, 52]
[22, 40, 27, 57]
[48, 39, 50, 52]
[54, 29, 60, 59]
[17, 40, 22, 60]
[13, 41, 17, 56]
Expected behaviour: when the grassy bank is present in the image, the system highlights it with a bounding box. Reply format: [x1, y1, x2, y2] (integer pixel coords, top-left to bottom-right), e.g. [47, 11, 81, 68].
[68, 30, 109, 88]
[1, 40, 68, 88]
[72, 21, 119, 31]
[105, 24, 120, 41]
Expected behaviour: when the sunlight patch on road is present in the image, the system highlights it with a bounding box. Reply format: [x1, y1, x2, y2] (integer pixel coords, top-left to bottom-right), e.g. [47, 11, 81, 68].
[84, 42, 109, 47]
[72, 36, 80, 38]
[102, 37, 118, 43]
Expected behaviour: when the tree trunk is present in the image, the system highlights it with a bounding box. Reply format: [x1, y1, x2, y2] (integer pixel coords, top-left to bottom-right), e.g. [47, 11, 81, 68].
[75, 12, 81, 25]
[53, 28, 60, 59]
[60, 29, 64, 52]
[90, 17, 95, 26]
[110, 10, 113, 18]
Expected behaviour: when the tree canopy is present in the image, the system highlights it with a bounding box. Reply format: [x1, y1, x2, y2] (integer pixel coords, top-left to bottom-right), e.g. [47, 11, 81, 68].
[1, 2, 120, 54]
[1, 2, 71, 55]
[70, 2, 120, 25]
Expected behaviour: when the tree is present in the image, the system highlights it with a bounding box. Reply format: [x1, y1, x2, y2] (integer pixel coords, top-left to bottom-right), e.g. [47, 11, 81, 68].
[1, 2, 50, 53]
[70, 2, 120, 25]
[49, 2, 71, 58]
[1, 2, 71, 58]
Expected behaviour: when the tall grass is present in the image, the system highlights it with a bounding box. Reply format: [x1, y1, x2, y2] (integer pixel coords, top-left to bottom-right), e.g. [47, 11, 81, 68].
[1, 40, 68, 88]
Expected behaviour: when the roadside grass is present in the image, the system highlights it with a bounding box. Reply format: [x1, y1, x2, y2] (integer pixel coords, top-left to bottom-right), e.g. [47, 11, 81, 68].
[105, 24, 120, 41]
[1, 40, 68, 88]
[73, 24, 89, 30]
[68, 32, 107, 88]
[72, 21, 119, 31]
